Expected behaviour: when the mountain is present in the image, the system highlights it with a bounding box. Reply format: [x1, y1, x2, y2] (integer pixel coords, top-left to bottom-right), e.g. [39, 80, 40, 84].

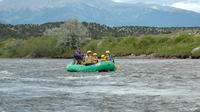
[0, 0, 200, 27]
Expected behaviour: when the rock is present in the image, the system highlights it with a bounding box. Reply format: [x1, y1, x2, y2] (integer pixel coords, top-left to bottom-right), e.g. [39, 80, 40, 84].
[26, 52, 36, 58]
[191, 47, 200, 53]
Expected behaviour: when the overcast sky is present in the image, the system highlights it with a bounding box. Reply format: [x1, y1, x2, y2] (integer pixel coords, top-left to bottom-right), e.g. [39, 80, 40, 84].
[0, 0, 200, 13]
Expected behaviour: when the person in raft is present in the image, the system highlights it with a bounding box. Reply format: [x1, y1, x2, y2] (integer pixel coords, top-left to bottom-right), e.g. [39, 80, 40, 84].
[92, 53, 98, 63]
[105, 50, 115, 62]
[84, 51, 95, 65]
[73, 49, 84, 64]
[101, 55, 106, 62]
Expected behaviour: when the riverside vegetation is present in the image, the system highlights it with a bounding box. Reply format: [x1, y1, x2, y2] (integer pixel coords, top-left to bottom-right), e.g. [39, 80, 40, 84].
[0, 19, 200, 58]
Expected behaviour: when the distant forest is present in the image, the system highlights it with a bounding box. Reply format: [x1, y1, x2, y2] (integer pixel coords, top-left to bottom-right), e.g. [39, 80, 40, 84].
[1, 21, 200, 40]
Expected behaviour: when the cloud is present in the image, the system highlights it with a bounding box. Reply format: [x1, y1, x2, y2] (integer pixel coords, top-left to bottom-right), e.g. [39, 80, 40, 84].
[112, 0, 183, 4]
[112, 0, 200, 13]
[112, 0, 200, 5]
[171, 2, 200, 13]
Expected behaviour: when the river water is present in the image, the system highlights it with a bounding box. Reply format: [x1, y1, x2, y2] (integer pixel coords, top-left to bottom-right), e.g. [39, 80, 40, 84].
[0, 59, 200, 112]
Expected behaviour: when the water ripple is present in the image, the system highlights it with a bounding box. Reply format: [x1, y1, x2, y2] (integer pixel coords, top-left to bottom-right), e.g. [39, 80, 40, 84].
[0, 59, 200, 112]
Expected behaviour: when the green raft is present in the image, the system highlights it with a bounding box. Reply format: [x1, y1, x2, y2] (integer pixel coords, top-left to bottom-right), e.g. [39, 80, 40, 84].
[66, 61, 116, 72]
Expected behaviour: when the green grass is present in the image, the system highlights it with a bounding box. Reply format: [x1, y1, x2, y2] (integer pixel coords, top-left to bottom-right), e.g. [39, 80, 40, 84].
[1, 34, 200, 58]
[0, 36, 73, 58]
[82, 34, 200, 58]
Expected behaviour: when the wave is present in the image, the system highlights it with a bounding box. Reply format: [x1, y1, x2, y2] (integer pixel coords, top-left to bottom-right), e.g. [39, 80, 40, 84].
[57, 75, 110, 80]
[0, 71, 14, 75]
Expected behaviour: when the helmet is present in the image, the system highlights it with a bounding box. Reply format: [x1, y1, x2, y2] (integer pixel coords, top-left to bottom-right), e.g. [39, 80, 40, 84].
[105, 50, 110, 54]
[101, 55, 105, 58]
[87, 50, 92, 54]
[93, 53, 97, 56]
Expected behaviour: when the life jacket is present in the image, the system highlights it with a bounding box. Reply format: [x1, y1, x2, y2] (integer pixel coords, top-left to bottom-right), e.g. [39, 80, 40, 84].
[104, 56, 109, 61]
[101, 58, 106, 62]
[106, 54, 114, 62]
[101, 56, 107, 62]
[92, 56, 98, 63]
[85, 55, 93, 63]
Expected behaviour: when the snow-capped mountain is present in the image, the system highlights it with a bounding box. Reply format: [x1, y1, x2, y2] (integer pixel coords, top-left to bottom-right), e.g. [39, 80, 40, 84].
[0, 0, 200, 27]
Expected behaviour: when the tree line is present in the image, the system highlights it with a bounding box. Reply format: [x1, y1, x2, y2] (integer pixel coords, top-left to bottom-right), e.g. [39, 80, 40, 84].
[1, 21, 200, 41]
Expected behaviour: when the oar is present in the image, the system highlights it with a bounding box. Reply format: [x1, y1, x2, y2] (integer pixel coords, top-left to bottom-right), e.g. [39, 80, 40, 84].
[115, 64, 121, 69]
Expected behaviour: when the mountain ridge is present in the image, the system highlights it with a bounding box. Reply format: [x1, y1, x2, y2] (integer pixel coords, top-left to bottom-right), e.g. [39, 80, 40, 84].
[0, 0, 200, 27]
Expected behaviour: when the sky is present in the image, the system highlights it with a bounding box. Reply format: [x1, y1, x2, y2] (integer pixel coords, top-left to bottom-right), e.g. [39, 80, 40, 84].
[0, 0, 200, 13]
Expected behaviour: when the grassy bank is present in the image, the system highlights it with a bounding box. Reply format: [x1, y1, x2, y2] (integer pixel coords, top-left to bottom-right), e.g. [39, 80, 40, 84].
[1, 34, 200, 58]
[82, 34, 200, 58]
[0, 36, 73, 58]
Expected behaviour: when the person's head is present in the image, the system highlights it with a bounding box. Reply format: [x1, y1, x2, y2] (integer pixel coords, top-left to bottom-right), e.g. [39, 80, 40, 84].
[87, 50, 92, 56]
[105, 50, 110, 55]
[93, 53, 97, 57]
[101, 55, 105, 58]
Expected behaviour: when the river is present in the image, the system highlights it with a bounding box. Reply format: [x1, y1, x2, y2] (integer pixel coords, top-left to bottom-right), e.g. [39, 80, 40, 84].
[0, 59, 200, 112]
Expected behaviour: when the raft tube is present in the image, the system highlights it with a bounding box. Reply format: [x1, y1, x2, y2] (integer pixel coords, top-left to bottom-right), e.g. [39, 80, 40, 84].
[66, 61, 116, 72]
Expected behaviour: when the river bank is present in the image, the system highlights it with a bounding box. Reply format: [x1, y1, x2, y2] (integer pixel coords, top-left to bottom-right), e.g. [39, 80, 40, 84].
[116, 54, 200, 59]
[1, 54, 200, 59]
[1, 34, 200, 59]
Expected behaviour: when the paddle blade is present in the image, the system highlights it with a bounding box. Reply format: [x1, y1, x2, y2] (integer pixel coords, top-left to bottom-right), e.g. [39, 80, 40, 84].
[115, 65, 121, 69]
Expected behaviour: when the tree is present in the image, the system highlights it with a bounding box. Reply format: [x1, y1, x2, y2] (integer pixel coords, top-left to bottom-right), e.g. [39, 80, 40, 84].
[46, 19, 87, 49]
[5, 39, 23, 57]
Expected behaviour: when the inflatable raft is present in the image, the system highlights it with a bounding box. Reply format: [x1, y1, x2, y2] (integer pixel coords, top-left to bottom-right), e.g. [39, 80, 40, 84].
[66, 61, 116, 72]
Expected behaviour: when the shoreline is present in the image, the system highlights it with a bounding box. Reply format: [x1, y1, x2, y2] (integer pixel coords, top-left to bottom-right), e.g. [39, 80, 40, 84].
[116, 54, 200, 59]
[1, 54, 200, 59]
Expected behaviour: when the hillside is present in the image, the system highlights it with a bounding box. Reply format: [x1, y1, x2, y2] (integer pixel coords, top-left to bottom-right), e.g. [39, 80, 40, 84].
[1, 22, 200, 40]
[0, 22, 63, 40]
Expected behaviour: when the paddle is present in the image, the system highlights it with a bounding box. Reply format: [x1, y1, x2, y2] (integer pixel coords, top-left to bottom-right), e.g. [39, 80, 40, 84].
[115, 64, 121, 69]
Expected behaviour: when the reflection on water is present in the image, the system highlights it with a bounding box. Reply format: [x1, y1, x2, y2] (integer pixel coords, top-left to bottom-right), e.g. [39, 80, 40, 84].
[0, 59, 200, 112]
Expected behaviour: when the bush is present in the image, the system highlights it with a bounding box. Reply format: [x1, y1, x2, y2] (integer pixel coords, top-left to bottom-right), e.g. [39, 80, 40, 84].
[1, 34, 200, 58]
[82, 34, 200, 58]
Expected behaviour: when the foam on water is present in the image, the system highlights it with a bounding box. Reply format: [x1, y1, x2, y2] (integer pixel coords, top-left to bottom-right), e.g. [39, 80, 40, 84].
[0, 71, 13, 75]
[19, 77, 54, 83]
[1, 59, 200, 112]
[57, 75, 111, 80]
[49, 85, 200, 97]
